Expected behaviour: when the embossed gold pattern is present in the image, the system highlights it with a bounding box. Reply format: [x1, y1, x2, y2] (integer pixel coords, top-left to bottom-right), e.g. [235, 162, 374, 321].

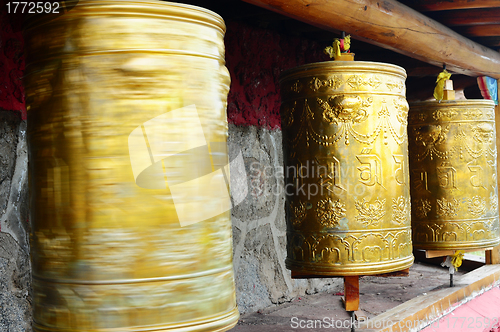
[291, 200, 308, 227]
[392, 197, 410, 225]
[355, 199, 386, 226]
[408, 100, 500, 250]
[24, 1, 238, 331]
[317, 198, 346, 228]
[280, 61, 413, 276]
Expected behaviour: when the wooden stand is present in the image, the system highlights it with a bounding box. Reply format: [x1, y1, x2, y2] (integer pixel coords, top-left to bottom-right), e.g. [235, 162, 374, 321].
[340, 268, 410, 312]
[425, 247, 493, 259]
[423, 248, 492, 287]
[343, 276, 360, 312]
[337, 269, 410, 331]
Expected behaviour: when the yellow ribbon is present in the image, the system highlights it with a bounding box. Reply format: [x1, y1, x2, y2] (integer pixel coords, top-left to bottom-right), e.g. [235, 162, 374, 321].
[324, 35, 351, 59]
[433, 69, 452, 101]
[451, 250, 464, 270]
[324, 39, 341, 59]
[343, 35, 351, 52]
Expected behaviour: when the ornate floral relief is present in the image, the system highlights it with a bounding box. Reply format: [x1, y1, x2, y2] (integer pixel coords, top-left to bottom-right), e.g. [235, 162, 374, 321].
[289, 95, 407, 148]
[393, 98, 409, 125]
[355, 198, 386, 226]
[467, 195, 486, 217]
[281, 101, 295, 128]
[288, 100, 313, 149]
[433, 109, 458, 121]
[318, 95, 370, 125]
[313, 234, 348, 264]
[413, 219, 498, 244]
[379, 101, 407, 145]
[392, 196, 409, 224]
[408, 112, 427, 124]
[289, 229, 412, 268]
[352, 233, 390, 263]
[346, 75, 362, 89]
[386, 80, 404, 92]
[490, 192, 498, 213]
[413, 198, 432, 219]
[414, 125, 448, 147]
[413, 223, 443, 243]
[473, 123, 494, 144]
[309, 76, 342, 92]
[412, 125, 450, 161]
[436, 197, 459, 218]
[486, 109, 495, 120]
[367, 76, 382, 89]
[316, 198, 346, 228]
[452, 123, 492, 160]
[463, 108, 483, 119]
[346, 75, 382, 89]
[291, 80, 303, 93]
[290, 200, 307, 227]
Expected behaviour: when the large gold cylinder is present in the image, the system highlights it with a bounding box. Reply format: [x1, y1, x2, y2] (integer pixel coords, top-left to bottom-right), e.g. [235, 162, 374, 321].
[24, 1, 238, 331]
[280, 61, 413, 276]
[408, 100, 500, 250]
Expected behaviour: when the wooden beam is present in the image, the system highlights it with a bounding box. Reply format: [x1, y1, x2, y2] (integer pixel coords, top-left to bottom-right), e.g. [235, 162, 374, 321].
[402, 0, 500, 12]
[243, 0, 500, 79]
[430, 8, 500, 26]
[458, 24, 500, 37]
[473, 36, 500, 47]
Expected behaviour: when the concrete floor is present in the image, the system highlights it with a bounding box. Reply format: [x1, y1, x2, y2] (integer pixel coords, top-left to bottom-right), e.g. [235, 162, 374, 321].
[229, 261, 466, 332]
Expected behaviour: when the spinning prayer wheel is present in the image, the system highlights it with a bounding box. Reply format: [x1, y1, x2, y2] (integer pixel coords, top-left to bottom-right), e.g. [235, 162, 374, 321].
[24, 1, 238, 331]
[280, 61, 414, 276]
[408, 100, 500, 250]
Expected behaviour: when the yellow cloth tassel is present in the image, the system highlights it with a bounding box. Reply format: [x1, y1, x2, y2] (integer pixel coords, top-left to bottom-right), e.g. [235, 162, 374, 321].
[324, 39, 341, 59]
[451, 250, 464, 270]
[343, 35, 351, 52]
[433, 69, 452, 101]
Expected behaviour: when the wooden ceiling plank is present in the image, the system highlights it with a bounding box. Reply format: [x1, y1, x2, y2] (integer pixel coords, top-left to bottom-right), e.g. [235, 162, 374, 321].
[430, 8, 500, 26]
[458, 24, 500, 37]
[242, 0, 500, 78]
[400, 0, 500, 12]
[473, 36, 500, 47]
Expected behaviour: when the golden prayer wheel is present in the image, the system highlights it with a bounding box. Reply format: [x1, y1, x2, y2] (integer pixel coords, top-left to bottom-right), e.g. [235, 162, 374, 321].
[408, 100, 500, 250]
[279, 61, 414, 276]
[23, 1, 238, 331]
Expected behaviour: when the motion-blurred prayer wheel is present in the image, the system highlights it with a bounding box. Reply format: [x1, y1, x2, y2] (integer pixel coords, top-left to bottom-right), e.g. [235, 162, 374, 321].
[408, 100, 500, 250]
[280, 61, 414, 276]
[24, 1, 238, 331]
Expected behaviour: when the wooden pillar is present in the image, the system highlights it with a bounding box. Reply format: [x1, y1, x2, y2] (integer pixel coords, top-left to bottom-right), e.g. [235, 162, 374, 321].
[343, 276, 360, 312]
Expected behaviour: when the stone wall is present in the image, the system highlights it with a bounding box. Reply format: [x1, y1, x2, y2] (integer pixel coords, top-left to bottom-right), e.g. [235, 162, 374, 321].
[0, 110, 30, 332]
[0, 4, 32, 332]
[228, 125, 341, 314]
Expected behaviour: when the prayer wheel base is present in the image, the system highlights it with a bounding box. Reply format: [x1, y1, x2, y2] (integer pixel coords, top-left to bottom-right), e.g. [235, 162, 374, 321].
[414, 239, 500, 252]
[286, 255, 414, 277]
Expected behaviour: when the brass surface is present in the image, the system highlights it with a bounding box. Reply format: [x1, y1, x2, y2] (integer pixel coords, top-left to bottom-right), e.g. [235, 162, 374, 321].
[280, 61, 414, 276]
[24, 1, 238, 331]
[408, 100, 500, 250]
